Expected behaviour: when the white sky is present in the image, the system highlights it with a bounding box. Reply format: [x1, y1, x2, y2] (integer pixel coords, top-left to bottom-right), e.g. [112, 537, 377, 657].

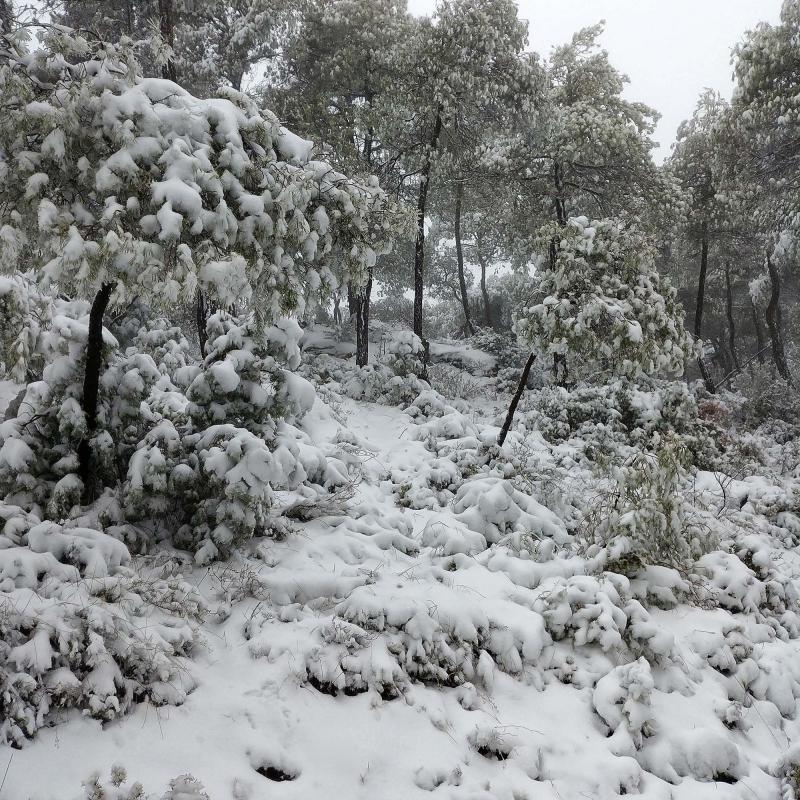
[407, 0, 783, 162]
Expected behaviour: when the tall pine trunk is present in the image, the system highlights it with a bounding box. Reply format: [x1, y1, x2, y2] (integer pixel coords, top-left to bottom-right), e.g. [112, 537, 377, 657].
[695, 220, 715, 392]
[354, 273, 372, 367]
[413, 111, 442, 348]
[724, 260, 740, 371]
[77, 282, 115, 500]
[765, 252, 793, 384]
[158, 0, 177, 82]
[196, 289, 210, 357]
[479, 254, 492, 328]
[454, 181, 474, 337]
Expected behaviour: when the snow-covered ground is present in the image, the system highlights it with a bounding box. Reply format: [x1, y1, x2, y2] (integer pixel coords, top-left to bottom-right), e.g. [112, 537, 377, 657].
[3, 354, 800, 800]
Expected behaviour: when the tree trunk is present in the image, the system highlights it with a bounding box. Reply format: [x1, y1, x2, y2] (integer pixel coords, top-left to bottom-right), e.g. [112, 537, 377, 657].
[413, 110, 442, 347]
[196, 289, 210, 357]
[158, 0, 177, 82]
[751, 298, 766, 364]
[553, 160, 567, 227]
[723, 260, 740, 371]
[765, 252, 793, 384]
[695, 221, 715, 392]
[77, 282, 115, 499]
[354, 272, 372, 367]
[477, 252, 492, 328]
[498, 353, 536, 446]
[332, 291, 342, 326]
[454, 181, 475, 337]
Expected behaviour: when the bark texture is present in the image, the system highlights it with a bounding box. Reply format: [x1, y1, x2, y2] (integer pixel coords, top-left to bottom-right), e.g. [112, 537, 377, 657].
[695, 221, 715, 392]
[498, 353, 536, 446]
[78, 282, 115, 497]
[413, 111, 442, 346]
[765, 253, 793, 384]
[454, 181, 474, 337]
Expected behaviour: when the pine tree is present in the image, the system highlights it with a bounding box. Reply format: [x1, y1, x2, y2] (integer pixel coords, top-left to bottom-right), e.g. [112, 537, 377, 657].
[514, 217, 694, 385]
[0, 28, 395, 496]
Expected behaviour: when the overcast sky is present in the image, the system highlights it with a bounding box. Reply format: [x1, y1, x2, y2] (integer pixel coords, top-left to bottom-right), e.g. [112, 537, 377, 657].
[407, 0, 783, 162]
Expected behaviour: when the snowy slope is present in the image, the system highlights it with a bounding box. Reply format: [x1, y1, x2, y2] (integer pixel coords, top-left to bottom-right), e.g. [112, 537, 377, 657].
[2, 357, 800, 800]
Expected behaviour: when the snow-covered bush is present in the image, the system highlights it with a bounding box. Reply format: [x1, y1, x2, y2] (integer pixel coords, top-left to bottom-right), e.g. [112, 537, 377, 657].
[515, 379, 722, 468]
[427, 362, 481, 401]
[733, 364, 800, 427]
[583, 434, 702, 575]
[381, 330, 425, 376]
[0, 274, 54, 383]
[0, 26, 398, 499]
[514, 217, 694, 383]
[592, 657, 654, 754]
[0, 515, 204, 747]
[300, 337, 429, 407]
[77, 767, 209, 800]
[469, 328, 530, 372]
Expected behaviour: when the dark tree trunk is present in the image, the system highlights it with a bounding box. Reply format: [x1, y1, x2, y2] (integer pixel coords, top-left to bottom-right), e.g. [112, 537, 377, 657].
[695, 221, 715, 393]
[498, 353, 536, 446]
[724, 260, 740, 371]
[765, 252, 793, 384]
[553, 161, 567, 227]
[77, 282, 115, 499]
[413, 110, 442, 347]
[751, 298, 766, 364]
[353, 272, 372, 367]
[454, 181, 475, 337]
[158, 0, 177, 82]
[332, 291, 342, 326]
[196, 289, 210, 357]
[477, 252, 492, 328]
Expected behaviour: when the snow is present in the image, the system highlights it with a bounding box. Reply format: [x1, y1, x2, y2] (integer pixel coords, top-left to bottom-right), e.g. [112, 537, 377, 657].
[2, 340, 800, 800]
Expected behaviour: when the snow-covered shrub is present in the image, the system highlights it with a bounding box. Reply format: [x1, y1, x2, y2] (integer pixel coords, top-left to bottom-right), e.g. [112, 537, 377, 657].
[583, 435, 702, 575]
[77, 767, 209, 800]
[187, 313, 308, 432]
[0, 514, 204, 747]
[514, 217, 694, 383]
[469, 328, 530, 372]
[0, 309, 118, 509]
[592, 657, 654, 754]
[300, 345, 428, 407]
[381, 330, 425, 376]
[516, 379, 722, 469]
[427, 362, 481, 401]
[733, 364, 800, 427]
[534, 573, 675, 661]
[0, 274, 54, 383]
[452, 476, 568, 546]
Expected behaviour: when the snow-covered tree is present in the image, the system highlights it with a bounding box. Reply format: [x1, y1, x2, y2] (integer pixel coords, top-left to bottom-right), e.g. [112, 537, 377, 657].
[724, 0, 800, 385]
[667, 91, 731, 391]
[397, 0, 536, 347]
[273, 0, 415, 366]
[514, 217, 694, 384]
[0, 28, 396, 493]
